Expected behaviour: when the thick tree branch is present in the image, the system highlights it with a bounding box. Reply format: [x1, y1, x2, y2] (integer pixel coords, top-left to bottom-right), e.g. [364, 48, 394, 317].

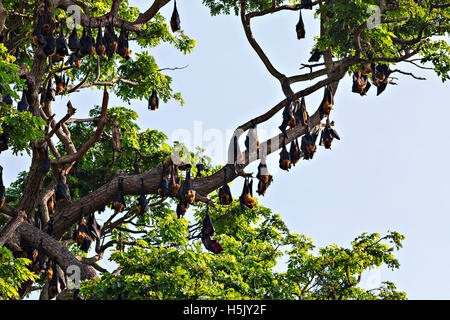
[0, 210, 26, 246]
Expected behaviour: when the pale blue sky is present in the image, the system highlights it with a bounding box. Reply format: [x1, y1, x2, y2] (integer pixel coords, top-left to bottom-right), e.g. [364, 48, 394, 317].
[3, 1, 449, 299]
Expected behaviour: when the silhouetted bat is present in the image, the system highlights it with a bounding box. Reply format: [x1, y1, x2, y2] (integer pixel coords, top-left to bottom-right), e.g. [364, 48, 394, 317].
[96, 24, 106, 57]
[239, 177, 255, 209]
[289, 138, 302, 165]
[55, 25, 69, 60]
[201, 209, 223, 254]
[296, 10, 306, 39]
[301, 128, 319, 160]
[148, 89, 159, 110]
[112, 177, 126, 213]
[182, 169, 196, 205]
[308, 49, 323, 62]
[170, 0, 181, 33]
[279, 97, 295, 138]
[87, 211, 101, 241]
[104, 18, 118, 58]
[17, 91, 29, 112]
[279, 139, 291, 171]
[43, 32, 56, 57]
[41, 78, 56, 103]
[55, 173, 70, 201]
[137, 178, 149, 215]
[80, 21, 95, 56]
[320, 118, 340, 149]
[68, 26, 80, 52]
[319, 85, 334, 118]
[245, 122, 259, 155]
[219, 171, 233, 206]
[352, 71, 371, 96]
[117, 22, 130, 60]
[158, 177, 170, 197]
[294, 97, 309, 127]
[195, 163, 208, 178]
[300, 0, 313, 9]
[55, 74, 68, 95]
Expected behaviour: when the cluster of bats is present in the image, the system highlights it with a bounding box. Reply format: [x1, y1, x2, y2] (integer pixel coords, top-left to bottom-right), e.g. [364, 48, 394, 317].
[352, 63, 392, 96]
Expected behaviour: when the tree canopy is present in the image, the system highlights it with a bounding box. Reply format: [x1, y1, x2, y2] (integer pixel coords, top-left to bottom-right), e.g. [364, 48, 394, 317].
[0, 0, 448, 300]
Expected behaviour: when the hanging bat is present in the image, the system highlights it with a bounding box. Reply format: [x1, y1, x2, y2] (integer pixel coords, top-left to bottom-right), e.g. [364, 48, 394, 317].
[33, 241, 48, 273]
[279, 139, 291, 171]
[279, 97, 295, 138]
[182, 169, 196, 204]
[112, 177, 126, 213]
[0, 131, 8, 153]
[117, 22, 130, 60]
[137, 178, 149, 215]
[2, 93, 12, 105]
[170, 0, 181, 33]
[201, 209, 223, 254]
[35, 208, 42, 230]
[239, 177, 255, 210]
[202, 236, 223, 254]
[296, 10, 306, 39]
[68, 25, 80, 52]
[48, 261, 64, 299]
[67, 52, 82, 68]
[300, 0, 313, 9]
[87, 211, 101, 241]
[96, 24, 106, 57]
[104, 18, 118, 58]
[372, 64, 392, 96]
[43, 32, 56, 57]
[55, 172, 70, 201]
[289, 138, 302, 165]
[148, 89, 159, 110]
[39, 144, 51, 174]
[195, 163, 208, 178]
[308, 49, 323, 62]
[218, 170, 233, 205]
[17, 91, 29, 112]
[41, 1, 52, 37]
[0, 165, 5, 208]
[352, 71, 371, 96]
[55, 74, 68, 95]
[42, 78, 56, 103]
[169, 165, 181, 196]
[176, 201, 188, 219]
[319, 85, 334, 118]
[80, 20, 95, 56]
[32, 14, 47, 46]
[158, 177, 170, 197]
[245, 122, 260, 154]
[301, 128, 319, 160]
[294, 97, 309, 127]
[55, 24, 69, 60]
[256, 161, 273, 196]
[320, 118, 340, 149]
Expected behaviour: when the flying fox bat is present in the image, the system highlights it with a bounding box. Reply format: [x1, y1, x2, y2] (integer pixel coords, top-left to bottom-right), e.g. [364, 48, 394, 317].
[256, 161, 273, 196]
[137, 178, 149, 215]
[17, 91, 29, 112]
[320, 118, 340, 149]
[182, 169, 196, 205]
[279, 139, 291, 171]
[294, 97, 309, 127]
[117, 22, 130, 60]
[169, 165, 181, 196]
[296, 10, 306, 39]
[55, 173, 70, 201]
[301, 128, 320, 160]
[319, 85, 334, 118]
[372, 64, 392, 96]
[104, 18, 118, 58]
[219, 170, 233, 205]
[352, 71, 371, 96]
[112, 178, 126, 213]
[289, 138, 302, 165]
[68, 25, 80, 52]
[148, 89, 159, 110]
[96, 24, 107, 57]
[55, 24, 69, 60]
[170, 0, 181, 33]
[201, 208, 223, 254]
[39, 144, 51, 174]
[300, 0, 313, 9]
[308, 49, 323, 62]
[87, 211, 101, 241]
[279, 97, 295, 138]
[239, 177, 255, 210]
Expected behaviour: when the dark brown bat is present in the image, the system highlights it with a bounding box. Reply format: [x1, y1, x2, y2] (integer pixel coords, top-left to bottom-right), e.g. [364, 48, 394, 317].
[256, 161, 273, 196]
[308, 49, 323, 62]
[176, 201, 189, 219]
[296, 10, 306, 39]
[43, 31, 56, 57]
[289, 138, 302, 165]
[55, 173, 70, 201]
[17, 91, 29, 112]
[170, 0, 181, 33]
[96, 24, 106, 57]
[201, 208, 223, 254]
[301, 128, 319, 160]
[32, 13, 46, 46]
[55, 74, 68, 95]
[202, 236, 223, 254]
[294, 97, 309, 127]
[112, 177, 126, 213]
[87, 211, 101, 241]
[319, 85, 334, 118]
[183, 169, 196, 205]
[372, 64, 392, 96]
[158, 177, 170, 197]
[169, 165, 181, 196]
[55, 24, 69, 59]
[0, 165, 5, 208]
[352, 71, 371, 96]
[117, 22, 130, 60]
[279, 139, 291, 171]
[148, 89, 159, 110]
[320, 118, 340, 149]
[279, 97, 295, 138]
[195, 163, 208, 178]
[218, 170, 233, 205]
[42, 78, 56, 103]
[239, 177, 255, 209]
[80, 20, 95, 56]
[361, 62, 373, 75]
[48, 261, 64, 299]
[39, 144, 51, 174]
[68, 25, 80, 52]
[137, 178, 149, 215]
[245, 122, 260, 154]
[104, 18, 118, 58]
[1, 93, 12, 105]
